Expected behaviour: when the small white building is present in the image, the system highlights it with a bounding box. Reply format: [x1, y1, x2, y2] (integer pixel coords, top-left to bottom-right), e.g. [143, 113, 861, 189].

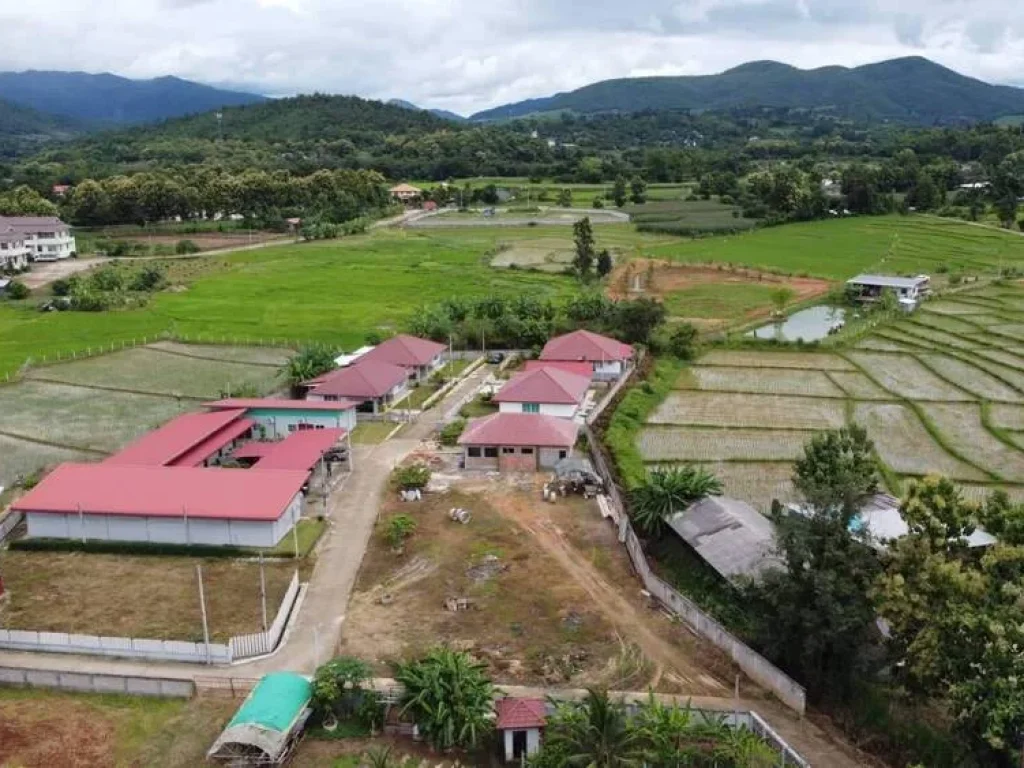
[495, 698, 546, 763]
[846, 274, 930, 308]
[493, 366, 590, 420]
[0, 216, 76, 262]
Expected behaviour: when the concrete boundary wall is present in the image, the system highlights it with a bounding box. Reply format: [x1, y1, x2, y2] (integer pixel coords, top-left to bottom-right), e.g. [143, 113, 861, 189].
[229, 570, 300, 659]
[0, 666, 194, 698]
[0, 629, 231, 664]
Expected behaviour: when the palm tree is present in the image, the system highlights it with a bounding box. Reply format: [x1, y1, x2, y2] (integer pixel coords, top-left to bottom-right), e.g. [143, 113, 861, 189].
[394, 646, 493, 750]
[545, 689, 641, 768]
[629, 466, 722, 536]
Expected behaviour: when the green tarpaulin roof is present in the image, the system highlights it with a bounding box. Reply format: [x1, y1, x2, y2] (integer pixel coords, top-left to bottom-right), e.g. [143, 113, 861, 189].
[228, 672, 312, 733]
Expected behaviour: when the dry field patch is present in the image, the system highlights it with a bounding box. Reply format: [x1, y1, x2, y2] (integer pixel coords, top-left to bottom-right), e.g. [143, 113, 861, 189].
[913, 312, 985, 335]
[854, 337, 914, 353]
[968, 357, 1024, 392]
[0, 435, 96, 489]
[988, 403, 1024, 431]
[847, 352, 973, 401]
[895, 323, 980, 351]
[649, 391, 846, 430]
[638, 426, 808, 462]
[976, 348, 1024, 371]
[853, 402, 988, 481]
[147, 340, 292, 367]
[923, 301, 992, 316]
[918, 354, 1024, 402]
[697, 349, 853, 370]
[687, 366, 845, 398]
[0, 552, 296, 642]
[959, 483, 1024, 505]
[827, 371, 894, 400]
[691, 462, 797, 509]
[919, 402, 1024, 482]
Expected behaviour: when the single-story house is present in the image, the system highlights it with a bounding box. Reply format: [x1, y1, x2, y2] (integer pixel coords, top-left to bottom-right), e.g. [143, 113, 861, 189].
[11, 463, 308, 547]
[523, 359, 593, 379]
[305, 360, 409, 414]
[389, 183, 423, 202]
[539, 330, 633, 381]
[359, 334, 447, 382]
[105, 408, 255, 468]
[495, 697, 546, 763]
[205, 398, 359, 437]
[333, 345, 374, 368]
[493, 366, 590, 420]
[666, 496, 781, 584]
[208, 672, 313, 765]
[846, 274, 930, 307]
[459, 413, 578, 472]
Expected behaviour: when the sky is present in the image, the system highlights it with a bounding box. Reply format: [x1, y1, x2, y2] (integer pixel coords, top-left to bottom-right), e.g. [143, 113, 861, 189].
[2, 0, 1023, 116]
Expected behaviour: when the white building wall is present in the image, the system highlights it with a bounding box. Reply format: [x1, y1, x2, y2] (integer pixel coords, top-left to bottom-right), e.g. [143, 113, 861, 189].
[28, 232, 76, 262]
[498, 401, 578, 419]
[593, 360, 624, 379]
[539, 447, 571, 469]
[249, 411, 356, 439]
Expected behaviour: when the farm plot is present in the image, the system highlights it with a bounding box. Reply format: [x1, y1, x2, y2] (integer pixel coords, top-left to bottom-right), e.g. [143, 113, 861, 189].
[649, 391, 846, 430]
[987, 403, 1024, 430]
[0, 435, 96, 489]
[686, 366, 845, 397]
[638, 426, 809, 462]
[959, 483, 1024, 505]
[490, 239, 579, 272]
[827, 371, 896, 400]
[918, 354, 1024, 402]
[986, 323, 1024, 342]
[976, 348, 1024, 371]
[147, 340, 292, 367]
[0, 380, 186, 452]
[870, 329, 940, 351]
[923, 301, 992, 315]
[697, 349, 853, 370]
[852, 402, 988, 481]
[854, 336, 914, 353]
[967, 357, 1024, 392]
[919, 402, 1024, 482]
[25, 347, 283, 399]
[691, 462, 797, 509]
[846, 352, 973, 401]
[894, 323, 980, 351]
[912, 312, 987, 335]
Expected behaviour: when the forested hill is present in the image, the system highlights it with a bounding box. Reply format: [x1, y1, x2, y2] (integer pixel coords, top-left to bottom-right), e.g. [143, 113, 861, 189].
[471, 57, 1024, 125]
[0, 98, 83, 156]
[0, 71, 267, 126]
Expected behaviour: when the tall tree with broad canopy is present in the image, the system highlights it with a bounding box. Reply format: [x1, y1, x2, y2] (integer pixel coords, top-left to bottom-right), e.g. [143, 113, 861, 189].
[283, 342, 339, 390]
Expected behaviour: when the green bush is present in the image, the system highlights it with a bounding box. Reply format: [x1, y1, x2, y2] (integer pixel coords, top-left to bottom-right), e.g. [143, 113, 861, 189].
[4, 280, 29, 300]
[383, 514, 417, 549]
[392, 463, 431, 490]
[439, 418, 466, 446]
[50, 277, 77, 296]
[9, 538, 298, 558]
[175, 239, 201, 254]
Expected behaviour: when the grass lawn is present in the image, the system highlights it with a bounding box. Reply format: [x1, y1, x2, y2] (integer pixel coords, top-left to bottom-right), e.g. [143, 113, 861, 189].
[662, 282, 787, 319]
[0, 688, 235, 768]
[0, 551, 298, 642]
[350, 421, 398, 444]
[403, 381, 442, 409]
[263, 517, 327, 558]
[459, 394, 499, 418]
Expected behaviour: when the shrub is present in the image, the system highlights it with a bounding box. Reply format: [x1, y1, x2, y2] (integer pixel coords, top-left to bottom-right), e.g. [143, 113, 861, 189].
[593, 197, 605, 209]
[283, 343, 339, 388]
[50, 277, 77, 296]
[384, 514, 417, 550]
[312, 655, 372, 717]
[130, 266, 166, 292]
[439, 418, 466, 446]
[393, 463, 431, 490]
[666, 323, 699, 360]
[175, 239, 201, 255]
[4, 280, 29, 300]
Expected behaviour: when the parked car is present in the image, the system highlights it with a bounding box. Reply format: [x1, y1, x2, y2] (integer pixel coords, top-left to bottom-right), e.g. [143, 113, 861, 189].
[486, 351, 505, 364]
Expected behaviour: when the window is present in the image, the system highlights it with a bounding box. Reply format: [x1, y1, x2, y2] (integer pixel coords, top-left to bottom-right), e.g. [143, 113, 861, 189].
[558, 450, 568, 459]
[288, 424, 297, 433]
[521, 403, 540, 414]
[467, 447, 481, 458]
[484, 447, 499, 458]
[521, 447, 534, 455]
[502, 447, 516, 454]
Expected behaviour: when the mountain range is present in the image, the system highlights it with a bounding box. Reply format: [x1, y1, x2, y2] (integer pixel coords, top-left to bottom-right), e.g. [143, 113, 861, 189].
[387, 98, 465, 122]
[469, 57, 1024, 124]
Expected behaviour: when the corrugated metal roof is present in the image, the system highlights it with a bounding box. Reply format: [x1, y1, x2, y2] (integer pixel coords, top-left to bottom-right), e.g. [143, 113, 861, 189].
[360, 334, 446, 368]
[540, 329, 632, 363]
[170, 417, 254, 467]
[459, 413, 578, 448]
[253, 428, 346, 471]
[307, 360, 407, 398]
[666, 496, 781, 582]
[12, 463, 308, 521]
[846, 274, 929, 289]
[205, 397, 359, 412]
[493, 367, 590, 405]
[105, 409, 249, 467]
[524, 360, 594, 378]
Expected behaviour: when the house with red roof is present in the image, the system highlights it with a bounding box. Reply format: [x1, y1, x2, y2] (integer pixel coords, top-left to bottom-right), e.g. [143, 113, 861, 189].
[539, 329, 633, 381]
[105, 408, 255, 468]
[495, 697, 546, 762]
[360, 334, 447, 382]
[459, 412, 578, 472]
[305, 360, 410, 415]
[493, 366, 590, 420]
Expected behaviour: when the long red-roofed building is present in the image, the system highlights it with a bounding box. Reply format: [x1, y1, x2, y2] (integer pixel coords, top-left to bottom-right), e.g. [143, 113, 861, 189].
[105, 409, 254, 468]
[539, 329, 633, 381]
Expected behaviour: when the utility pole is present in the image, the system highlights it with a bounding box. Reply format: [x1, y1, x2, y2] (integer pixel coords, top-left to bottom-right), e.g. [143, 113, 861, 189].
[258, 553, 268, 632]
[196, 564, 211, 664]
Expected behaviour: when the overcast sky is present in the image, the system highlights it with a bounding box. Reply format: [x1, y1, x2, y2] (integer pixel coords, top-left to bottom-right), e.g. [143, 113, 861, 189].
[2, 0, 1023, 116]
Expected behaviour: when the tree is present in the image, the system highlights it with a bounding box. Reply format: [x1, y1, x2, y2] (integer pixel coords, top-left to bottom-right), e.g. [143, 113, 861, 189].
[384, 515, 417, 550]
[746, 426, 881, 700]
[612, 176, 628, 208]
[769, 287, 795, 316]
[538, 689, 640, 768]
[392, 463, 431, 490]
[283, 343, 338, 389]
[312, 655, 372, 717]
[3, 281, 29, 300]
[629, 465, 721, 536]
[0, 185, 58, 217]
[905, 170, 942, 211]
[596, 249, 613, 278]
[629, 176, 647, 205]
[557, 188, 573, 207]
[613, 297, 666, 344]
[666, 323, 699, 360]
[874, 478, 1024, 760]
[395, 646, 493, 750]
[572, 216, 596, 280]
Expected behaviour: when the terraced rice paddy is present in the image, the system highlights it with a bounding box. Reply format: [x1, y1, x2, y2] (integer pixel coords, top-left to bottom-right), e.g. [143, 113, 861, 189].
[638, 426, 809, 462]
[846, 352, 973, 401]
[649, 391, 846, 430]
[686, 366, 845, 397]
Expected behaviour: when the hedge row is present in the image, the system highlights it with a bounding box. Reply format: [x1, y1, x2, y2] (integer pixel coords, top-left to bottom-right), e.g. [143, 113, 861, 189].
[9, 537, 296, 559]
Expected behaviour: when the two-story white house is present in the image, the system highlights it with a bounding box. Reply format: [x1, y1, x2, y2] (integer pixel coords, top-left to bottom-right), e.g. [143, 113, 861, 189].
[0, 227, 29, 270]
[493, 366, 590, 420]
[0, 216, 77, 262]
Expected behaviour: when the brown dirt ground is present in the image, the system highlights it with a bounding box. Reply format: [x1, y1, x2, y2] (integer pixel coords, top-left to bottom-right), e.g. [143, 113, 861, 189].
[339, 483, 735, 698]
[608, 259, 832, 326]
[0, 552, 299, 642]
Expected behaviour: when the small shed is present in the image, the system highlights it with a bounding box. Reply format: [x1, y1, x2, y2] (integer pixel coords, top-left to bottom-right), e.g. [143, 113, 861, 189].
[208, 672, 313, 765]
[495, 697, 546, 762]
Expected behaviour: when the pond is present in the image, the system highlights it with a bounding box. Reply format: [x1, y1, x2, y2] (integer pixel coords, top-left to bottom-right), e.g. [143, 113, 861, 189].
[748, 305, 846, 342]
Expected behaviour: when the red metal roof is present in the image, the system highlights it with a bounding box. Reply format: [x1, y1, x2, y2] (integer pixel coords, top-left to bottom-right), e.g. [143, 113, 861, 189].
[232, 442, 279, 460]
[523, 360, 594, 379]
[12, 464, 308, 521]
[360, 334, 446, 368]
[540, 330, 633, 363]
[250, 428, 346, 471]
[171, 417, 255, 467]
[307, 360, 407, 399]
[205, 398, 359, 412]
[459, 413, 578, 448]
[105, 409, 249, 467]
[495, 698, 546, 730]
[493, 367, 590, 406]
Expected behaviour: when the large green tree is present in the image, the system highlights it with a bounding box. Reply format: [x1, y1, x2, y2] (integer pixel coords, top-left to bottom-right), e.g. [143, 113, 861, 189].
[283, 343, 339, 389]
[572, 216, 596, 280]
[535, 689, 640, 768]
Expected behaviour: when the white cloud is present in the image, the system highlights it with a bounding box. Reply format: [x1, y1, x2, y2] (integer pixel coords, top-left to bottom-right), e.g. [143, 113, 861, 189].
[1, 0, 1024, 115]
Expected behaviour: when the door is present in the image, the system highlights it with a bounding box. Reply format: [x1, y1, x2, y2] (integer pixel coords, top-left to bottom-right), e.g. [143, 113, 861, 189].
[512, 730, 527, 760]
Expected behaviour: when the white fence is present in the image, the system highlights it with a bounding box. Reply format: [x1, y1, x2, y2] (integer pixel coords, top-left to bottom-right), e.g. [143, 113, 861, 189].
[230, 570, 301, 659]
[0, 629, 231, 664]
[0, 666, 194, 698]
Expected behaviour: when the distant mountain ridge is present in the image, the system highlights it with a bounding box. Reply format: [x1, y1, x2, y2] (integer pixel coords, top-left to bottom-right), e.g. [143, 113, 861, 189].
[470, 57, 1024, 124]
[0, 71, 268, 126]
[387, 98, 465, 122]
